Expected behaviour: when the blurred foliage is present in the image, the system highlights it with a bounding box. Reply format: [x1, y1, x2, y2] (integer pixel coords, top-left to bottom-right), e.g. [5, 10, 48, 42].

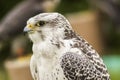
[0, 0, 19, 61]
[0, 64, 8, 80]
[0, 36, 32, 62]
[0, 40, 11, 63]
[101, 13, 120, 51]
[0, 0, 31, 63]
[0, 0, 23, 19]
[55, 0, 89, 14]
[108, 27, 120, 49]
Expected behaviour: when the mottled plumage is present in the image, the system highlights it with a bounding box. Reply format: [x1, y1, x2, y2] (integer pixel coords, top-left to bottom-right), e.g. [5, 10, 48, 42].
[24, 13, 110, 80]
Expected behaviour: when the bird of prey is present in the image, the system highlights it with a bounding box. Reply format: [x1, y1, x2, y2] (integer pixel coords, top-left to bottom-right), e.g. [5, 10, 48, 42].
[23, 13, 110, 80]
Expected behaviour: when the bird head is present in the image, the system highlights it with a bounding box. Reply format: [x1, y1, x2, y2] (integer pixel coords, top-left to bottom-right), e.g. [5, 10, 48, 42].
[24, 13, 73, 43]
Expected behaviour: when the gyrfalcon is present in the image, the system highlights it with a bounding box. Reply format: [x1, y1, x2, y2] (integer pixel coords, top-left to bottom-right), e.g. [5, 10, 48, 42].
[23, 13, 110, 80]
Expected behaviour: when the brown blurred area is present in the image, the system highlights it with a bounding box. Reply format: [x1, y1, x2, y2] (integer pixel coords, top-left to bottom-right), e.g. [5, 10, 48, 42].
[0, 0, 120, 80]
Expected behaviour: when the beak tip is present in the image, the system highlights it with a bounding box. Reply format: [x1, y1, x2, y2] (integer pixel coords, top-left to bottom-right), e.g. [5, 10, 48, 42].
[23, 27, 29, 32]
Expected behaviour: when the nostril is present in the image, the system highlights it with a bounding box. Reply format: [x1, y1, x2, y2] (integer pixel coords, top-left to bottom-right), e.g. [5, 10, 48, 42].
[29, 25, 33, 28]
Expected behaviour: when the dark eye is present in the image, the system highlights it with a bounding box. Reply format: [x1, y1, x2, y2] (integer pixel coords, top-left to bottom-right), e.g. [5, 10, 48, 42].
[37, 21, 46, 27]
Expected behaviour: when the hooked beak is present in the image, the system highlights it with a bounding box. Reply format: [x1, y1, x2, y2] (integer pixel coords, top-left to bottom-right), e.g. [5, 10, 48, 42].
[23, 24, 34, 32]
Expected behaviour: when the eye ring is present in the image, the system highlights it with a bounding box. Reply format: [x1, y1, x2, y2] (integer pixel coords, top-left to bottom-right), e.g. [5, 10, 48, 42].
[36, 21, 46, 27]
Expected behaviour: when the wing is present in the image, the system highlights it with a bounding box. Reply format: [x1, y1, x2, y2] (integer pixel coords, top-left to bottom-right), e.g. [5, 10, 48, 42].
[30, 55, 39, 80]
[72, 35, 110, 78]
[60, 52, 110, 80]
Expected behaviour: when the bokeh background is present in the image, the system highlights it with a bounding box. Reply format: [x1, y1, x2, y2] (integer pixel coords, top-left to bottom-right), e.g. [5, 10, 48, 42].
[0, 0, 120, 80]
